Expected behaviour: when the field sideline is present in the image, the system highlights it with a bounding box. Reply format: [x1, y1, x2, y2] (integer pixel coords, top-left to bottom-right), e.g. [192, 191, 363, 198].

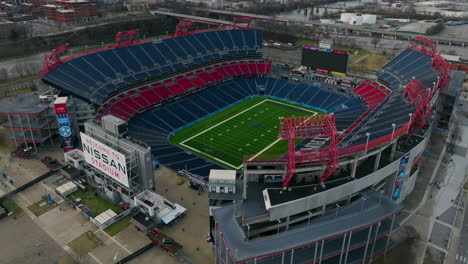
[170, 97, 323, 170]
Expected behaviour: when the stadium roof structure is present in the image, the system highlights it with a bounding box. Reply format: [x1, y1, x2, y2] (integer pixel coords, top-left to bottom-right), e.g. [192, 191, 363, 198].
[39, 19, 451, 192]
[212, 190, 401, 263]
[0, 93, 49, 115]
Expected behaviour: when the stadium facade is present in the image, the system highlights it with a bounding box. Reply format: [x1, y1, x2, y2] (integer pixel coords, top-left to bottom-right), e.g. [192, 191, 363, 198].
[37, 22, 459, 263]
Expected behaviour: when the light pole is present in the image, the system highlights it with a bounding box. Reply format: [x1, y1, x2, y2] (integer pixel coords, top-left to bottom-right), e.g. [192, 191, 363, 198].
[407, 113, 413, 133]
[365, 132, 371, 153]
[246, 224, 250, 239]
[335, 204, 341, 217]
[391, 123, 396, 141]
[113, 252, 119, 261]
[277, 219, 281, 235]
[360, 196, 367, 211]
[379, 190, 384, 204]
[307, 211, 312, 225]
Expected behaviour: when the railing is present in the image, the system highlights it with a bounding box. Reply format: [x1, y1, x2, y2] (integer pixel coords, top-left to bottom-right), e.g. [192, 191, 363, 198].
[245, 122, 411, 165]
[42, 27, 258, 76]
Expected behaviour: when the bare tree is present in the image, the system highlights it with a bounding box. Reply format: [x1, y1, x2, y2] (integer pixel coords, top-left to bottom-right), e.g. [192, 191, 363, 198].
[0, 68, 8, 81]
[371, 37, 380, 51]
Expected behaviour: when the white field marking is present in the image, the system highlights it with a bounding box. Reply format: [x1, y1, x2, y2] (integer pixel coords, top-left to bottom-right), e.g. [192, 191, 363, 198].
[4, 180, 33, 205]
[243, 102, 318, 168]
[88, 252, 104, 264]
[179, 142, 240, 169]
[180, 99, 318, 169]
[96, 229, 132, 254]
[244, 137, 281, 167]
[180, 99, 269, 144]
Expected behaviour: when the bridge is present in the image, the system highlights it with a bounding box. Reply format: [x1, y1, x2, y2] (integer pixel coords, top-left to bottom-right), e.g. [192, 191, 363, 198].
[152, 9, 468, 48]
[150, 10, 235, 27]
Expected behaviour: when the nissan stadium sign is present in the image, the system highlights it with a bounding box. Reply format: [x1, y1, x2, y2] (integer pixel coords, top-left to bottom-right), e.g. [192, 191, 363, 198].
[81, 133, 129, 187]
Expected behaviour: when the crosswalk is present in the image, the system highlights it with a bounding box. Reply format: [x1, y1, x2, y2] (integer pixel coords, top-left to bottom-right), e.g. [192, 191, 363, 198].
[456, 254, 468, 263]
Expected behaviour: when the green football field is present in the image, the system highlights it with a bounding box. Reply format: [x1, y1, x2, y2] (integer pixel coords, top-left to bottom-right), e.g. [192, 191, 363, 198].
[170, 97, 323, 170]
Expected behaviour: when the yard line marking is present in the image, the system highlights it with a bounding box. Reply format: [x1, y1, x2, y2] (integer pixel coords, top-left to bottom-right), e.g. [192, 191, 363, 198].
[180, 99, 318, 169]
[181, 98, 318, 146]
[180, 99, 269, 145]
[243, 137, 282, 168]
[180, 142, 239, 169]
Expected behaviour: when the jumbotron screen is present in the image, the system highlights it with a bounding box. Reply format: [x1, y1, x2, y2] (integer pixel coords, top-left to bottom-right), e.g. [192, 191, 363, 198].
[301, 46, 349, 74]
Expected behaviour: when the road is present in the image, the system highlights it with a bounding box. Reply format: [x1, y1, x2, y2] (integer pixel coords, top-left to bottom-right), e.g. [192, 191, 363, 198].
[455, 188, 468, 264]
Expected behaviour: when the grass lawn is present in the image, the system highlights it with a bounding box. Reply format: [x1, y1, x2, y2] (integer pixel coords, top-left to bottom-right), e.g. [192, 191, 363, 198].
[295, 39, 319, 47]
[0, 199, 23, 217]
[67, 186, 124, 217]
[349, 52, 391, 74]
[170, 97, 323, 169]
[104, 213, 133, 236]
[28, 198, 57, 216]
[296, 39, 369, 55]
[57, 256, 74, 264]
[67, 231, 102, 255]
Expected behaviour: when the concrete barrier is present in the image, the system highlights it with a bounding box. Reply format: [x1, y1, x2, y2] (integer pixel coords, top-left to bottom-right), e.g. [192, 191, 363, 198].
[115, 242, 156, 264]
[0, 169, 56, 203]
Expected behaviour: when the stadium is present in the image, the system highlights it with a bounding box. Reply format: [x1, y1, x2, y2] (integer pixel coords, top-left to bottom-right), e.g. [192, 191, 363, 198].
[39, 19, 454, 264]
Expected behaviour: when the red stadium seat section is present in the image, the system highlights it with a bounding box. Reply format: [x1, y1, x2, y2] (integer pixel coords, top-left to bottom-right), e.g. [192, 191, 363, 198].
[98, 60, 272, 121]
[352, 80, 389, 108]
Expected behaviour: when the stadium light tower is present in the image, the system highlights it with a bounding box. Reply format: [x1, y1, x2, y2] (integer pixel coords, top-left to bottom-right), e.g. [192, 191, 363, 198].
[365, 132, 371, 153]
[391, 123, 396, 140]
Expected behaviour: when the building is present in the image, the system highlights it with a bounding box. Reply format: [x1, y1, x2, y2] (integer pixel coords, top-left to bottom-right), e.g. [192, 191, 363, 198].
[0, 90, 95, 152]
[130, 190, 187, 233]
[43, 0, 97, 23]
[208, 170, 237, 194]
[81, 117, 154, 204]
[396, 22, 438, 35]
[339, 13, 377, 25]
[414, 1, 468, 17]
[38, 26, 454, 263]
[0, 20, 15, 34]
[0, 91, 57, 152]
[28, 0, 48, 7]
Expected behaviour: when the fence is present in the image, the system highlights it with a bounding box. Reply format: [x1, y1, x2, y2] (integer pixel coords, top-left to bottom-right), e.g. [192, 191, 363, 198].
[115, 242, 156, 264]
[0, 169, 57, 202]
[90, 208, 132, 230]
[57, 188, 133, 230]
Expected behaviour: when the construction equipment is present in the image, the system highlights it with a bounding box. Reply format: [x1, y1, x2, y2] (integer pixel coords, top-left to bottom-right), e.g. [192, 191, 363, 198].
[177, 170, 208, 194]
[10, 146, 35, 158]
[41, 155, 62, 170]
